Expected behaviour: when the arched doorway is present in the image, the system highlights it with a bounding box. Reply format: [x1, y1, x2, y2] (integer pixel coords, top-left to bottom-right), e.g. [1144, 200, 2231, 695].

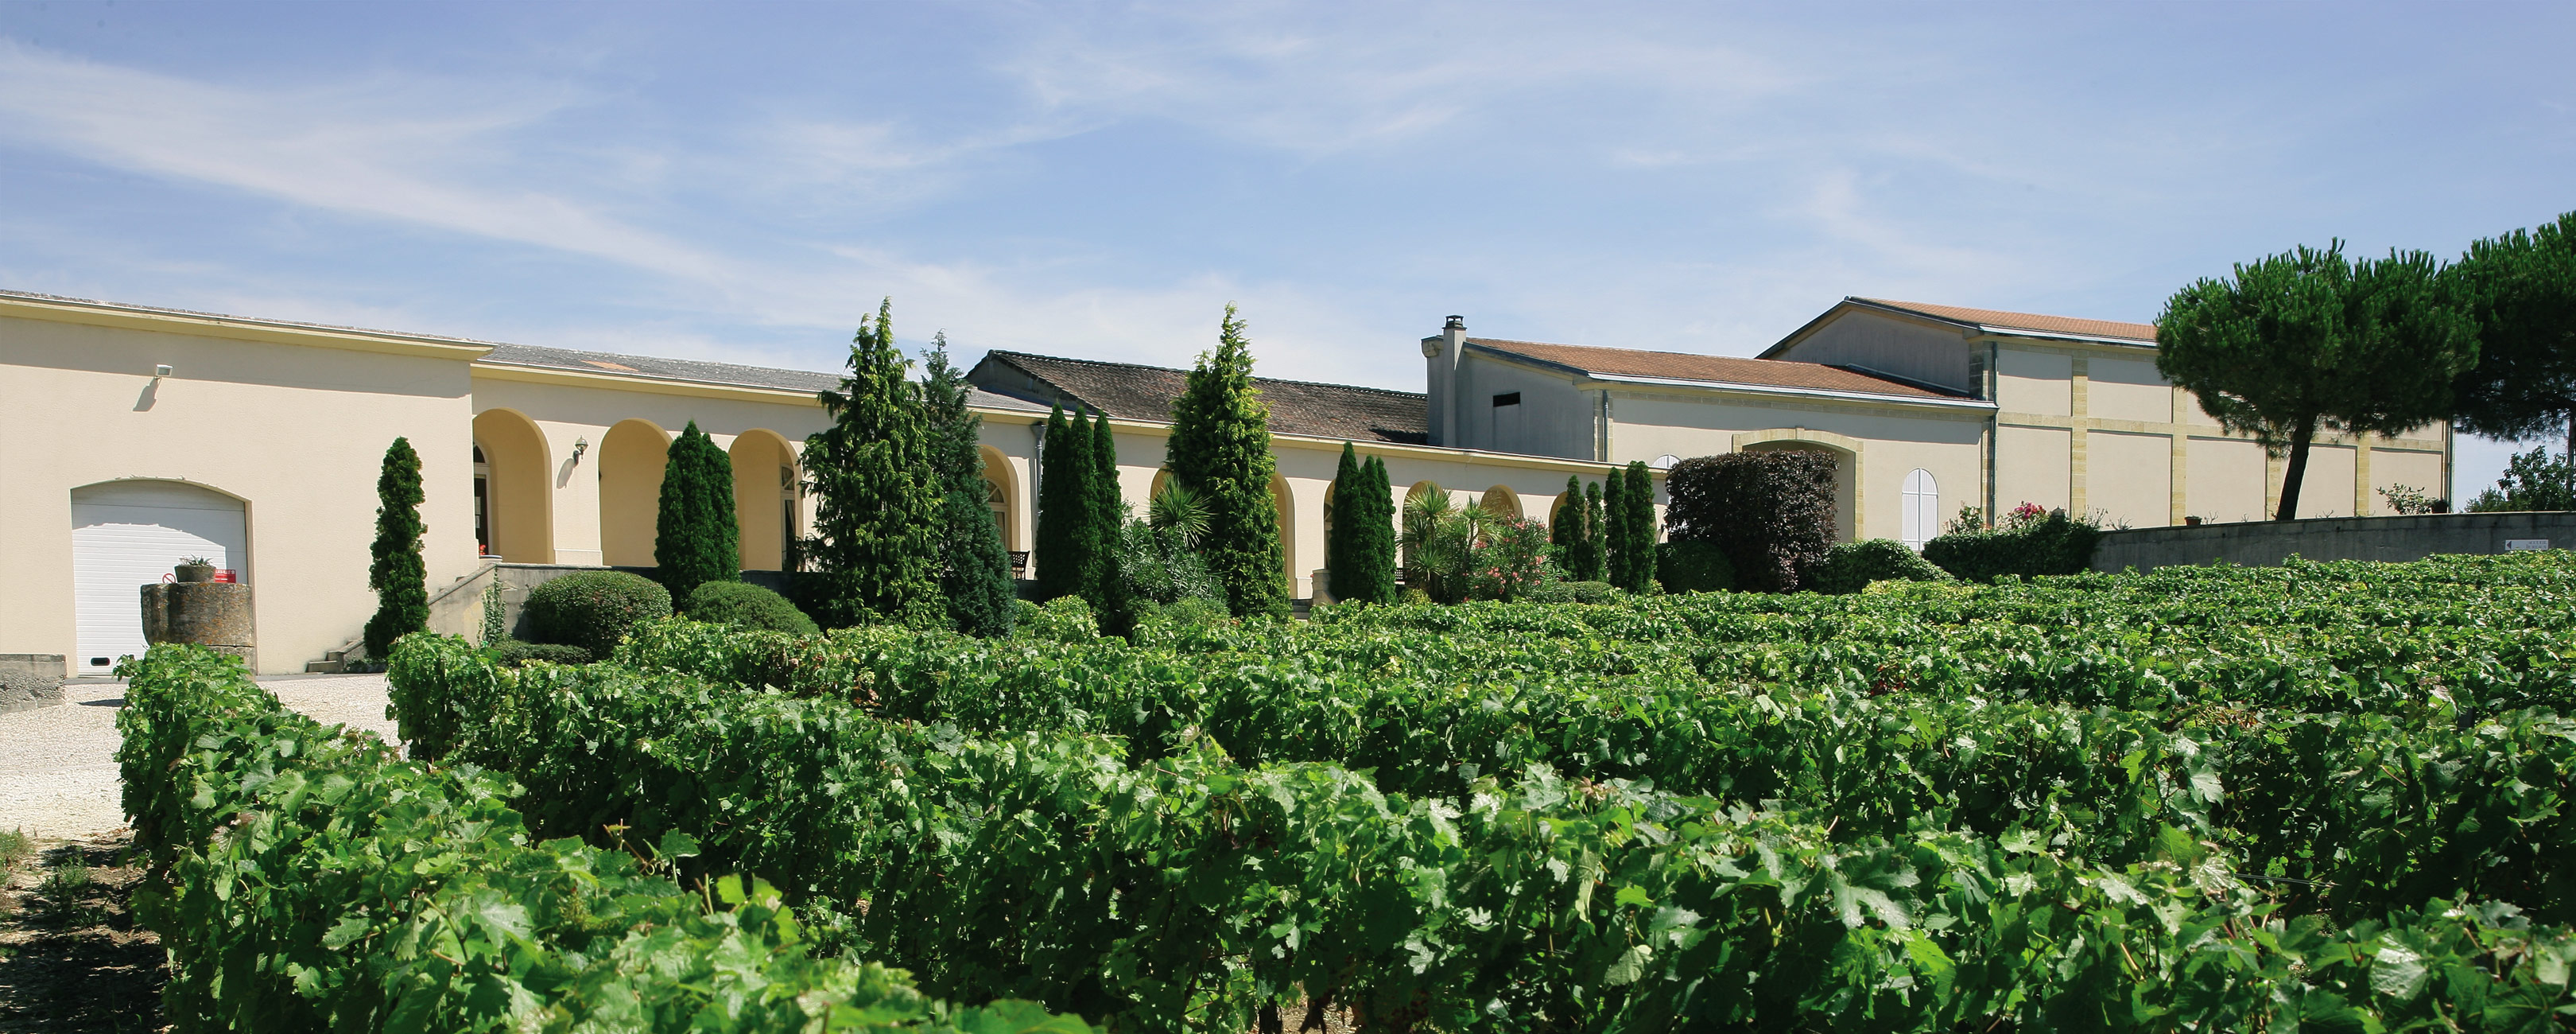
[729, 430, 799, 572]
[598, 419, 670, 567]
[471, 408, 553, 563]
[980, 445, 1019, 550]
[1480, 484, 1523, 519]
[1271, 472, 1297, 594]
[69, 480, 248, 674]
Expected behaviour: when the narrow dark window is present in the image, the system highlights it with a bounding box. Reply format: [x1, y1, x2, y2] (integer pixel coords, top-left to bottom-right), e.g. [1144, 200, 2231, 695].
[1492, 391, 1521, 407]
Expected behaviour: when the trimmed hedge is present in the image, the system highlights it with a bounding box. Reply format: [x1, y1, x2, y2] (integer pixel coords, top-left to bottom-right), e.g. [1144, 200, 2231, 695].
[116, 643, 1089, 1033]
[1655, 538, 1736, 593]
[526, 569, 672, 656]
[491, 638, 593, 667]
[1807, 538, 1953, 594]
[1662, 451, 1837, 592]
[1923, 511, 2105, 582]
[684, 581, 820, 635]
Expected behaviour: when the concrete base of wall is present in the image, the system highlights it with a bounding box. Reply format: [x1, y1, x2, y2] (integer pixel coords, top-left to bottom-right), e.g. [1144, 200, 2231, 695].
[2092, 511, 2576, 574]
[0, 654, 66, 713]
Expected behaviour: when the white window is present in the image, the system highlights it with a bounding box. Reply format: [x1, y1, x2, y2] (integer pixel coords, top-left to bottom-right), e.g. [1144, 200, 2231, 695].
[1901, 468, 1939, 550]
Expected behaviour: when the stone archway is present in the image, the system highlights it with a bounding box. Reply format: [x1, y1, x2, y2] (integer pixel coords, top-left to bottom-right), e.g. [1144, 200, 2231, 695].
[980, 445, 1019, 552]
[598, 418, 670, 567]
[471, 408, 553, 563]
[728, 430, 799, 571]
[1480, 484, 1523, 519]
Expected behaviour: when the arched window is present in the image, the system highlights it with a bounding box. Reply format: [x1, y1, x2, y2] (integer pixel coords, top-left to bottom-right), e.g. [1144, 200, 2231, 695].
[1901, 468, 1940, 550]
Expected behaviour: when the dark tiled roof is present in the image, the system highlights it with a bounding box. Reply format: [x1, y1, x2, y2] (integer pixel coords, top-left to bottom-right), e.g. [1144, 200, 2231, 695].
[1465, 337, 1963, 400]
[478, 342, 1048, 413]
[972, 351, 1430, 444]
[1854, 298, 2157, 343]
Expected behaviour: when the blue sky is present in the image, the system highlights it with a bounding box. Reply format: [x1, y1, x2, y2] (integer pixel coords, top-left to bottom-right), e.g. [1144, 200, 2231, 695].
[2, 2, 2569, 500]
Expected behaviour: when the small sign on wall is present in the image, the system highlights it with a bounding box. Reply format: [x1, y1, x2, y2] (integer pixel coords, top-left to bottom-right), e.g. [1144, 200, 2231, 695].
[2504, 539, 2551, 551]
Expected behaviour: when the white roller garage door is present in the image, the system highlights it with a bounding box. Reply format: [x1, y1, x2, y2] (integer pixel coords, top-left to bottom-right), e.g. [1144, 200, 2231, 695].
[70, 480, 248, 674]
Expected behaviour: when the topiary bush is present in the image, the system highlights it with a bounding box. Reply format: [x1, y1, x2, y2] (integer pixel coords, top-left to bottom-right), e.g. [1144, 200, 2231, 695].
[489, 639, 593, 667]
[525, 570, 672, 657]
[1662, 451, 1837, 593]
[683, 581, 820, 635]
[1807, 538, 1953, 594]
[1922, 511, 2105, 583]
[1655, 539, 1736, 594]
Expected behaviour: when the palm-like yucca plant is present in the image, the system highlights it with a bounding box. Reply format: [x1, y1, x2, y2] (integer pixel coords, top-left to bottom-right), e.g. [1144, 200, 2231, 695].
[1400, 490, 1490, 604]
[1150, 480, 1212, 549]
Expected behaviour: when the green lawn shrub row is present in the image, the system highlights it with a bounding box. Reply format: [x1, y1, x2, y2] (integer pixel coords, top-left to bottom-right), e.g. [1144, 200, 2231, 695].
[385, 637, 2576, 1033]
[115, 643, 1089, 1034]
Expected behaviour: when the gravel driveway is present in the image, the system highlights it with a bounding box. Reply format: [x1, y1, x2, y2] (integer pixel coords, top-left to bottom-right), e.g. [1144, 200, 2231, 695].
[0, 674, 398, 840]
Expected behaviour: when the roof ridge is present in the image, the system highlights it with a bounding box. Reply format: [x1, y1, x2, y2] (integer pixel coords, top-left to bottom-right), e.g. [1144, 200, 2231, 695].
[1851, 297, 2157, 340]
[991, 349, 1425, 398]
[1468, 336, 1817, 365]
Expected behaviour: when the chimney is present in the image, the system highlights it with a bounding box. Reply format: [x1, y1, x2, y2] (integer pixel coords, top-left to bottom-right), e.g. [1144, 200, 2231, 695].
[1422, 316, 1468, 447]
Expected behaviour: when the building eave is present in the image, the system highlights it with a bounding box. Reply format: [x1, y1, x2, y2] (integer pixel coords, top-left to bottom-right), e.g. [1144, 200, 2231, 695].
[0, 290, 499, 361]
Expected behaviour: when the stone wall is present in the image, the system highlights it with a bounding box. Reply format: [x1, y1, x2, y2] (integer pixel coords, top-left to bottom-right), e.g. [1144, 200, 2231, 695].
[2091, 511, 2576, 573]
[0, 654, 65, 713]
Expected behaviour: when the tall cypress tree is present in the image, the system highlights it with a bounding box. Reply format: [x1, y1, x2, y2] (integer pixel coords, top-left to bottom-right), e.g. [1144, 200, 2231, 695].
[1039, 409, 1100, 601]
[1087, 410, 1127, 619]
[1327, 443, 1361, 601]
[363, 437, 428, 660]
[1166, 305, 1290, 618]
[1582, 481, 1607, 582]
[1034, 405, 1077, 600]
[921, 334, 1015, 638]
[654, 421, 739, 604]
[1602, 468, 1631, 590]
[802, 298, 941, 628]
[1624, 461, 1658, 591]
[1350, 455, 1398, 604]
[1554, 474, 1604, 581]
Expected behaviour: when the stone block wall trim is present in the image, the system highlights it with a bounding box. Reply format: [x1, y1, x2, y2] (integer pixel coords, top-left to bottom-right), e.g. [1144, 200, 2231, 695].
[2089, 512, 2576, 573]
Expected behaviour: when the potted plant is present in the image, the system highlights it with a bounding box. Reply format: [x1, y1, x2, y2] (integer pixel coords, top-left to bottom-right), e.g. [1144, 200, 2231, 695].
[174, 557, 216, 583]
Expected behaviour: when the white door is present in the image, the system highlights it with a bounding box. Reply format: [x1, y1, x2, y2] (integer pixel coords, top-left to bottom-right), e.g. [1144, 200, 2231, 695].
[71, 480, 248, 674]
[1901, 468, 1939, 550]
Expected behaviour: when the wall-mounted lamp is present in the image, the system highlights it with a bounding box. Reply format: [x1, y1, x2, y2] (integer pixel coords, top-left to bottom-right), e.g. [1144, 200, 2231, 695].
[154, 364, 173, 378]
[570, 437, 589, 465]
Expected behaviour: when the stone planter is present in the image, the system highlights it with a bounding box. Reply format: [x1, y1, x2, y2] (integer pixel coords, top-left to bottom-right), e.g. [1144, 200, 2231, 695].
[142, 582, 256, 670]
[174, 563, 216, 583]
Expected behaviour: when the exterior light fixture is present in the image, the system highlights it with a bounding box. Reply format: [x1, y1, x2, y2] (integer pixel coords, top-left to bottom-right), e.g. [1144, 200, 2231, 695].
[155, 364, 173, 377]
[571, 437, 589, 464]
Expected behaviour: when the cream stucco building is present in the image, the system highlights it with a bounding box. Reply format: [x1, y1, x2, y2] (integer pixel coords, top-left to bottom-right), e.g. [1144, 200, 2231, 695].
[2, 289, 2447, 678]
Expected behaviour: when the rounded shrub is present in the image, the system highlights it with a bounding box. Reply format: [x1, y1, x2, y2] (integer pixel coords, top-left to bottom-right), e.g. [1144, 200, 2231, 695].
[525, 570, 672, 657]
[1922, 511, 2104, 583]
[682, 581, 820, 635]
[1656, 539, 1736, 594]
[1808, 538, 1953, 594]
